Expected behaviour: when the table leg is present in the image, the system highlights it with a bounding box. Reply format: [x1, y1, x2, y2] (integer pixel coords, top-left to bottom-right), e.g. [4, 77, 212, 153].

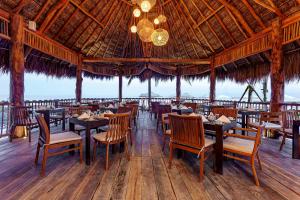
[241, 114, 246, 135]
[85, 128, 91, 165]
[214, 125, 223, 174]
[69, 122, 75, 155]
[62, 111, 65, 131]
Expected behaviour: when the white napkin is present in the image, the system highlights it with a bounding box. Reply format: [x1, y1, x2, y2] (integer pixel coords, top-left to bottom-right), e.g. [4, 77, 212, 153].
[78, 113, 90, 120]
[201, 115, 208, 123]
[108, 104, 114, 108]
[38, 106, 46, 110]
[181, 106, 188, 110]
[189, 113, 198, 116]
[105, 110, 113, 114]
[171, 105, 177, 110]
[217, 115, 231, 124]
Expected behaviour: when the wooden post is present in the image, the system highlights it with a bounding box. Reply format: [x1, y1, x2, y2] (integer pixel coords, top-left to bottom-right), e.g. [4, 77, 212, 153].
[9, 14, 25, 106]
[209, 57, 216, 103]
[270, 19, 284, 112]
[75, 55, 83, 103]
[176, 75, 181, 101]
[118, 74, 123, 102]
[148, 78, 151, 111]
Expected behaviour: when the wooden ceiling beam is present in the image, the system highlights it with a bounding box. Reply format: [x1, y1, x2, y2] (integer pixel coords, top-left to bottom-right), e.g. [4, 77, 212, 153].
[193, 6, 224, 29]
[33, 0, 50, 21]
[83, 57, 211, 65]
[13, 0, 31, 14]
[69, 0, 104, 28]
[225, 7, 248, 38]
[217, 0, 254, 36]
[38, 0, 68, 33]
[253, 0, 283, 17]
[241, 0, 266, 29]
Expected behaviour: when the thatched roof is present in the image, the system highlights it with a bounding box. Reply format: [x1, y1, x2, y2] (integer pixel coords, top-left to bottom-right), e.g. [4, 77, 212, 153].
[0, 0, 300, 82]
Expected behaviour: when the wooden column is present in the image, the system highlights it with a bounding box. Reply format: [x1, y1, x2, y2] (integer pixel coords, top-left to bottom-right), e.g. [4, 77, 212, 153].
[209, 57, 216, 103]
[148, 78, 151, 111]
[75, 55, 83, 103]
[176, 75, 181, 101]
[118, 74, 123, 102]
[9, 14, 25, 106]
[270, 19, 284, 112]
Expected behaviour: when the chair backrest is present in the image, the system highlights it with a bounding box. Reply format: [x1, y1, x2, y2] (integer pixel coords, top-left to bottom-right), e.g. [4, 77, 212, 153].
[158, 104, 172, 120]
[105, 112, 130, 142]
[151, 102, 160, 113]
[35, 114, 50, 144]
[260, 112, 282, 125]
[117, 106, 133, 114]
[183, 102, 197, 112]
[126, 104, 138, 118]
[212, 108, 238, 118]
[169, 114, 205, 149]
[171, 100, 181, 105]
[11, 106, 32, 126]
[68, 106, 92, 116]
[282, 110, 300, 129]
[251, 126, 264, 154]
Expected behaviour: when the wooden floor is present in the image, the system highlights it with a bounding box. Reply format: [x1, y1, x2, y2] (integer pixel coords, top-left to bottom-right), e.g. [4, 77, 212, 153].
[0, 112, 300, 200]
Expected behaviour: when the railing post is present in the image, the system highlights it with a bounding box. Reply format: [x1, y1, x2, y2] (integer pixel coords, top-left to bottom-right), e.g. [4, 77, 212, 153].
[75, 55, 83, 103]
[209, 56, 216, 103]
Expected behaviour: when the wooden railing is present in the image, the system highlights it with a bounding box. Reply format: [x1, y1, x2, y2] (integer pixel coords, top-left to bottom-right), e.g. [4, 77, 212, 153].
[1, 98, 300, 138]
[0, 15, 9, 40]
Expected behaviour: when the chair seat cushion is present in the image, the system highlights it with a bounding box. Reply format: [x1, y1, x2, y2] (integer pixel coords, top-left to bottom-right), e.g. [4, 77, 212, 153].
[165, 129, 171, 135]
[50, 131, 82, 144]
[280, 128, 293, 135]
[249, 122, 281, 129]
[223, 137, 254, 154]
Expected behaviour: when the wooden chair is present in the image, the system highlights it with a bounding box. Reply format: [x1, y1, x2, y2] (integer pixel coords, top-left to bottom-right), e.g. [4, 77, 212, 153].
[127, 104, 139, 127]
[279, 110, 300, 150]
[223, 126, 264, 186]
[157, 104, 171, 130]
[93, 113, 131, 170]
[10, 106, 35, 142]
[249, 112, 282, 137]
[35, 114, 83, 176]
[68, 106, 92, 133]
[183, 102, 197, 112]
[161, 113, 175, 151]
[117, 106, 134, 145]
[150, 102, 160, 119]
[168, 114, 215, 181]
[211, 107, 238, 118]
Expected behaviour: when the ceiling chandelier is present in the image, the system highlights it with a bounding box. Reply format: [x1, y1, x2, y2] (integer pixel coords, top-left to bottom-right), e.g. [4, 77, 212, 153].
[130, 0, 169, 46]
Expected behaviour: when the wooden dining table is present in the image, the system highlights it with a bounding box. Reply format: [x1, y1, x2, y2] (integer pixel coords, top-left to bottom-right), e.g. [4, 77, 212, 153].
[69, 117, 109, 165]
[238, 109, 261, 135]
[204, 121, 237, 174]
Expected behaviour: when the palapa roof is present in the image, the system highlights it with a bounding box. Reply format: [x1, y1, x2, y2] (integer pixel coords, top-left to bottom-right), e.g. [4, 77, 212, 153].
[0, 0, 300, 82]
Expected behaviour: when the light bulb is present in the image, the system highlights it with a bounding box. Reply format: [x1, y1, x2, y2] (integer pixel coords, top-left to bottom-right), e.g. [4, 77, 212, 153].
[158, 35, 162, 41]
[131, 25, 137, 33]
[154, 18, 159, 25]
[141, 1, 151, 12]
[133, 8, 141, 17]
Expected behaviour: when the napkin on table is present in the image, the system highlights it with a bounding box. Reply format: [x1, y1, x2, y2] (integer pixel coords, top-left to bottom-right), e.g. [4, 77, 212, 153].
[105, 110, 113, 114]
[201, 115, 209, 123]
[108, 104, 114, 108]
[217, 115, 231, 124]
[78, 113, 90, 120]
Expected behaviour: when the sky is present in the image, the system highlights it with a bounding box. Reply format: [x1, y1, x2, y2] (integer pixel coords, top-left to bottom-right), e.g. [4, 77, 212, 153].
[0, 72, 299, 101]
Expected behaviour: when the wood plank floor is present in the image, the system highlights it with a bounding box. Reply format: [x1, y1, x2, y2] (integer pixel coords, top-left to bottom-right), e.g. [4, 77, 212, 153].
[0, 112, 300, 200]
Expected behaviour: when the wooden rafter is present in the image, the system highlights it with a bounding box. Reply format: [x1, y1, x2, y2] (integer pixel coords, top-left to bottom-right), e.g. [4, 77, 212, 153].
[83, 57, 211, 65]
[13, 0, 31, 14]
[193, 6, 224, 29]
[253, 0, 283, 17]
[69, 0, 104, 28]
[33, 0, 50, 21]
[217, 0, 254, 37]
[38, 0, 68, 33]
[241, 0, 266, 29]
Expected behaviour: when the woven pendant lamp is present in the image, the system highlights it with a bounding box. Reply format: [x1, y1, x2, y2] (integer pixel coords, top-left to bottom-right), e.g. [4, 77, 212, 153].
[151, 28, 169, 46]
[136, 0, 156, 12]
[137, 19, 154, 42]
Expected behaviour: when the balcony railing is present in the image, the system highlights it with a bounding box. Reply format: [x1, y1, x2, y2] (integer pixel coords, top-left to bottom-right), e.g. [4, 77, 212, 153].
[1, 98, 300, 138]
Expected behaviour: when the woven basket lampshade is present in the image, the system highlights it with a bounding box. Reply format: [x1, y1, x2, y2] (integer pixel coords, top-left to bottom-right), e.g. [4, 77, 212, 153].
[157, 15, 167, 23]
[151, 28, 169, 46]
[137, 0, 156, 12]
[137, 19, 154, 42]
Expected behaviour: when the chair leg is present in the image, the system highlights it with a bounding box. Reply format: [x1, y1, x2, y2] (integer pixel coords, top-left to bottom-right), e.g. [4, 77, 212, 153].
[168, 143, 173, 169]
[125, 139, 130, 161]
[35, 143, 41, 165]
[162, 134, 166, 151]
[41, 146, 48, 176]
[129, 129, 133, 146]
[279, 133, 287, 151]
[105, 144, 110, 170]
[256, 152, 262, 170]
[28, 127, 31, 142]
[199, 151, 205, 182]
[251, 158, 260, 186]
[93, 140, 97, 161]
[79, 142, 83, 163]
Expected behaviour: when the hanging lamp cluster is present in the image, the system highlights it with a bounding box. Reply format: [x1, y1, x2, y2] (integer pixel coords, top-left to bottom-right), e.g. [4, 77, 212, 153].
[130, 0, 169, 46]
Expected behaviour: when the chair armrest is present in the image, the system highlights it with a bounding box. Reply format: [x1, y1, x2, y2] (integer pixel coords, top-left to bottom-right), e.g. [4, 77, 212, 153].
[232, 127, 258, 133]
[224, 132, 256, 141]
